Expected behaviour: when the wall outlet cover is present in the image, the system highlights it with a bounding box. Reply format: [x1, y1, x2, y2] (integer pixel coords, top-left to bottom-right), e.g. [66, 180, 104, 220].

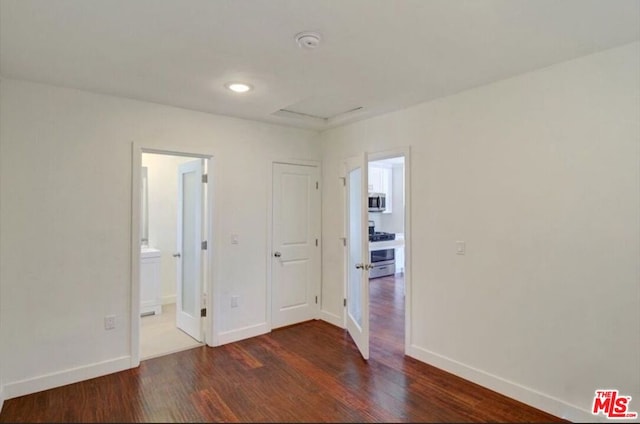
[104, 315, 116, 330]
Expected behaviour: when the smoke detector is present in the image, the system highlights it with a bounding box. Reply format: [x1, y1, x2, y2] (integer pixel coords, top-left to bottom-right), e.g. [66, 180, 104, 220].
[295, 31, 321, 49]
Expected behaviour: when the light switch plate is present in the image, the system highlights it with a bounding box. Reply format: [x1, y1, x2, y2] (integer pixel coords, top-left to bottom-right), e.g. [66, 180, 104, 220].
[104, 315, 116, 330]
[456, 241, 466, 255]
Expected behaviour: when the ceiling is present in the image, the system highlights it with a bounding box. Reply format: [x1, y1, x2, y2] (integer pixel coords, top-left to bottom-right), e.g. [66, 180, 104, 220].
[1, 0, 638, 131]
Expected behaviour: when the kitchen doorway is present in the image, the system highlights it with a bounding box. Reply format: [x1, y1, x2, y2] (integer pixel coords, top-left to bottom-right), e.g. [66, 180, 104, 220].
[367, 152, 409, 359]
[342, 147, 411, 360]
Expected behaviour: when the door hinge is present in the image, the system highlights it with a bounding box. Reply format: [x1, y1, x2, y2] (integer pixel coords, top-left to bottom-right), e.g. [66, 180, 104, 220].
[200, 308, 206, 317]
[201, 240, 208, 250]
[340, 237, 346, 247]
[315, 296, 318, 304]
[315, 238, 318, 247]
[343, 298, 347, 307]
[340, 177, 346, 186]
[316, 181, 319, 190]
[202, 174, 208, 183]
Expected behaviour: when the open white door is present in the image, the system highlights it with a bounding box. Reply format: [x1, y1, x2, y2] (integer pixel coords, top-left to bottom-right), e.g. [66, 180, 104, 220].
[345, 153, 370, 360]
[176, 159, 204, 342]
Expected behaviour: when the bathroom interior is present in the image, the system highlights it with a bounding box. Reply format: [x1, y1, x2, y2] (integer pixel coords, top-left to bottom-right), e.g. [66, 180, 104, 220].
[139, 152, 204, 360]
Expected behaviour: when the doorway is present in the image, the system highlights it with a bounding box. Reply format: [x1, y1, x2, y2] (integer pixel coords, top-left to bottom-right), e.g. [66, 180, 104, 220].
[343, 147, 411, 361]
[132, 147, 214, 364]
[367, 155, 406, 359]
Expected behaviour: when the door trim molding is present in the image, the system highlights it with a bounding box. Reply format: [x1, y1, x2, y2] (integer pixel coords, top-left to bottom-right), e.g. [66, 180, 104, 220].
[267, 159, 322, 330]
[130, 143, 217, 369]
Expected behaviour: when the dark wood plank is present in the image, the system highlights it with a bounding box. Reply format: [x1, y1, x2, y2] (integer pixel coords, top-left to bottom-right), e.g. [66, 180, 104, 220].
[0, 273, 567, 423]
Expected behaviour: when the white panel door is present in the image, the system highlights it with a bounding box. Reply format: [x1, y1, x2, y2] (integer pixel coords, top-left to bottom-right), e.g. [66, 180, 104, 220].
[272, 163, 321, 329]
[176, 159, 204, 342]
[345, 153, 370, 360]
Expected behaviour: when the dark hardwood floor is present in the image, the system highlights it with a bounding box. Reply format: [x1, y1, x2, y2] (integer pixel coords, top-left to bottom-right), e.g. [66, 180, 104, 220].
[0, 274, 566, 422]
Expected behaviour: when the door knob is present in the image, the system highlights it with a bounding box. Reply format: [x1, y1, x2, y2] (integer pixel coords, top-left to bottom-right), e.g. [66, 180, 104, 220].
[172, 253, 181, 258]
[365, 263, 373, 270]
[355, 263, 364, 269]
[274, 251, 282, 258]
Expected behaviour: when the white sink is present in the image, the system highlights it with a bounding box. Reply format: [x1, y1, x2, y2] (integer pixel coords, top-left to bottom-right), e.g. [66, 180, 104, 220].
[141, 246, 161, 259]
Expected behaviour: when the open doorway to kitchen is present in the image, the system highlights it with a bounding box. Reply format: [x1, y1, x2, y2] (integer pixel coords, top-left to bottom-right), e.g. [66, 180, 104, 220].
[368, 153, 407, 360]
[135, 150, 212, 361]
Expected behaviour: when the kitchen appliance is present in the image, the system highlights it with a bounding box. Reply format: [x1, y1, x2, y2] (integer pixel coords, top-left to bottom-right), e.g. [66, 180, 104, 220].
[368, 220, 396, 278]
[368, 192, 386, 212]
[368, 221, 396, 242]
[369, 248, 395, 278]
[369, 231, 396, 242]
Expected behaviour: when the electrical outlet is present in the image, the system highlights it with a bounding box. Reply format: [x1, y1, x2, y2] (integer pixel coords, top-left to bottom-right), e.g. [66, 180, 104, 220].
[231, 296, 239, 308]
[456, 241, 466, 255]
[104, 315, 116, 330]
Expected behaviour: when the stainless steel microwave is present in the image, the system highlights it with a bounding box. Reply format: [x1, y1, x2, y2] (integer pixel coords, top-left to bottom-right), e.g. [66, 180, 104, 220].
[368, 192, 386, 212]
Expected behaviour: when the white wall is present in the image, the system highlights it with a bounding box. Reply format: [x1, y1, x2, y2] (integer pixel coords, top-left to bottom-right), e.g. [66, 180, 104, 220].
[0, 251, 3, 410]
[0, 78, 320, 398]
[320, 42, 640, 422]
[141, 153, 194, 304]
[379, 164, 404, 234]
[0, 186, 3, 408]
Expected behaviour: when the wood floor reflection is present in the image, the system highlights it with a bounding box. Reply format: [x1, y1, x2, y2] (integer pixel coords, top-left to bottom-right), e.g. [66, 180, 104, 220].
[0, 273, 565, 422]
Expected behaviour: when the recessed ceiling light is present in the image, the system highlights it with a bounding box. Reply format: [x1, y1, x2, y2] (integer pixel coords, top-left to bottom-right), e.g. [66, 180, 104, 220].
[225, 82, 253, 93]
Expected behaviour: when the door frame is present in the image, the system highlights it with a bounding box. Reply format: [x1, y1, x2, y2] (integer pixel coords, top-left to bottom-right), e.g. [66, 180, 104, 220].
[130, 143, 217, 368]
[266, 159, 322, 330]
[343, 146, 412, 355]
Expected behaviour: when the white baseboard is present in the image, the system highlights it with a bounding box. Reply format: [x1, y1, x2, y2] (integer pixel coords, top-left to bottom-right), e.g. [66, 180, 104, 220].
[162, 295, 176, 305]
[3, 356, 131, 400]
[407, 344, 595, 423]
[319, 309, 343, 328]
[0, 385, 4, 412]
[216, 322, 270, 346]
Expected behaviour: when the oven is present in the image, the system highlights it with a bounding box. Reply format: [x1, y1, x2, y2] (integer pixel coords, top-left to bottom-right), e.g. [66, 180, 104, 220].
[369, 248, 395, 279]
[371, 248, 394, 263]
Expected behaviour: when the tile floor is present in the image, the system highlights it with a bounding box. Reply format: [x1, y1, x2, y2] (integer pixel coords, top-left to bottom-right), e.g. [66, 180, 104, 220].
[140, 303, 203, 360]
